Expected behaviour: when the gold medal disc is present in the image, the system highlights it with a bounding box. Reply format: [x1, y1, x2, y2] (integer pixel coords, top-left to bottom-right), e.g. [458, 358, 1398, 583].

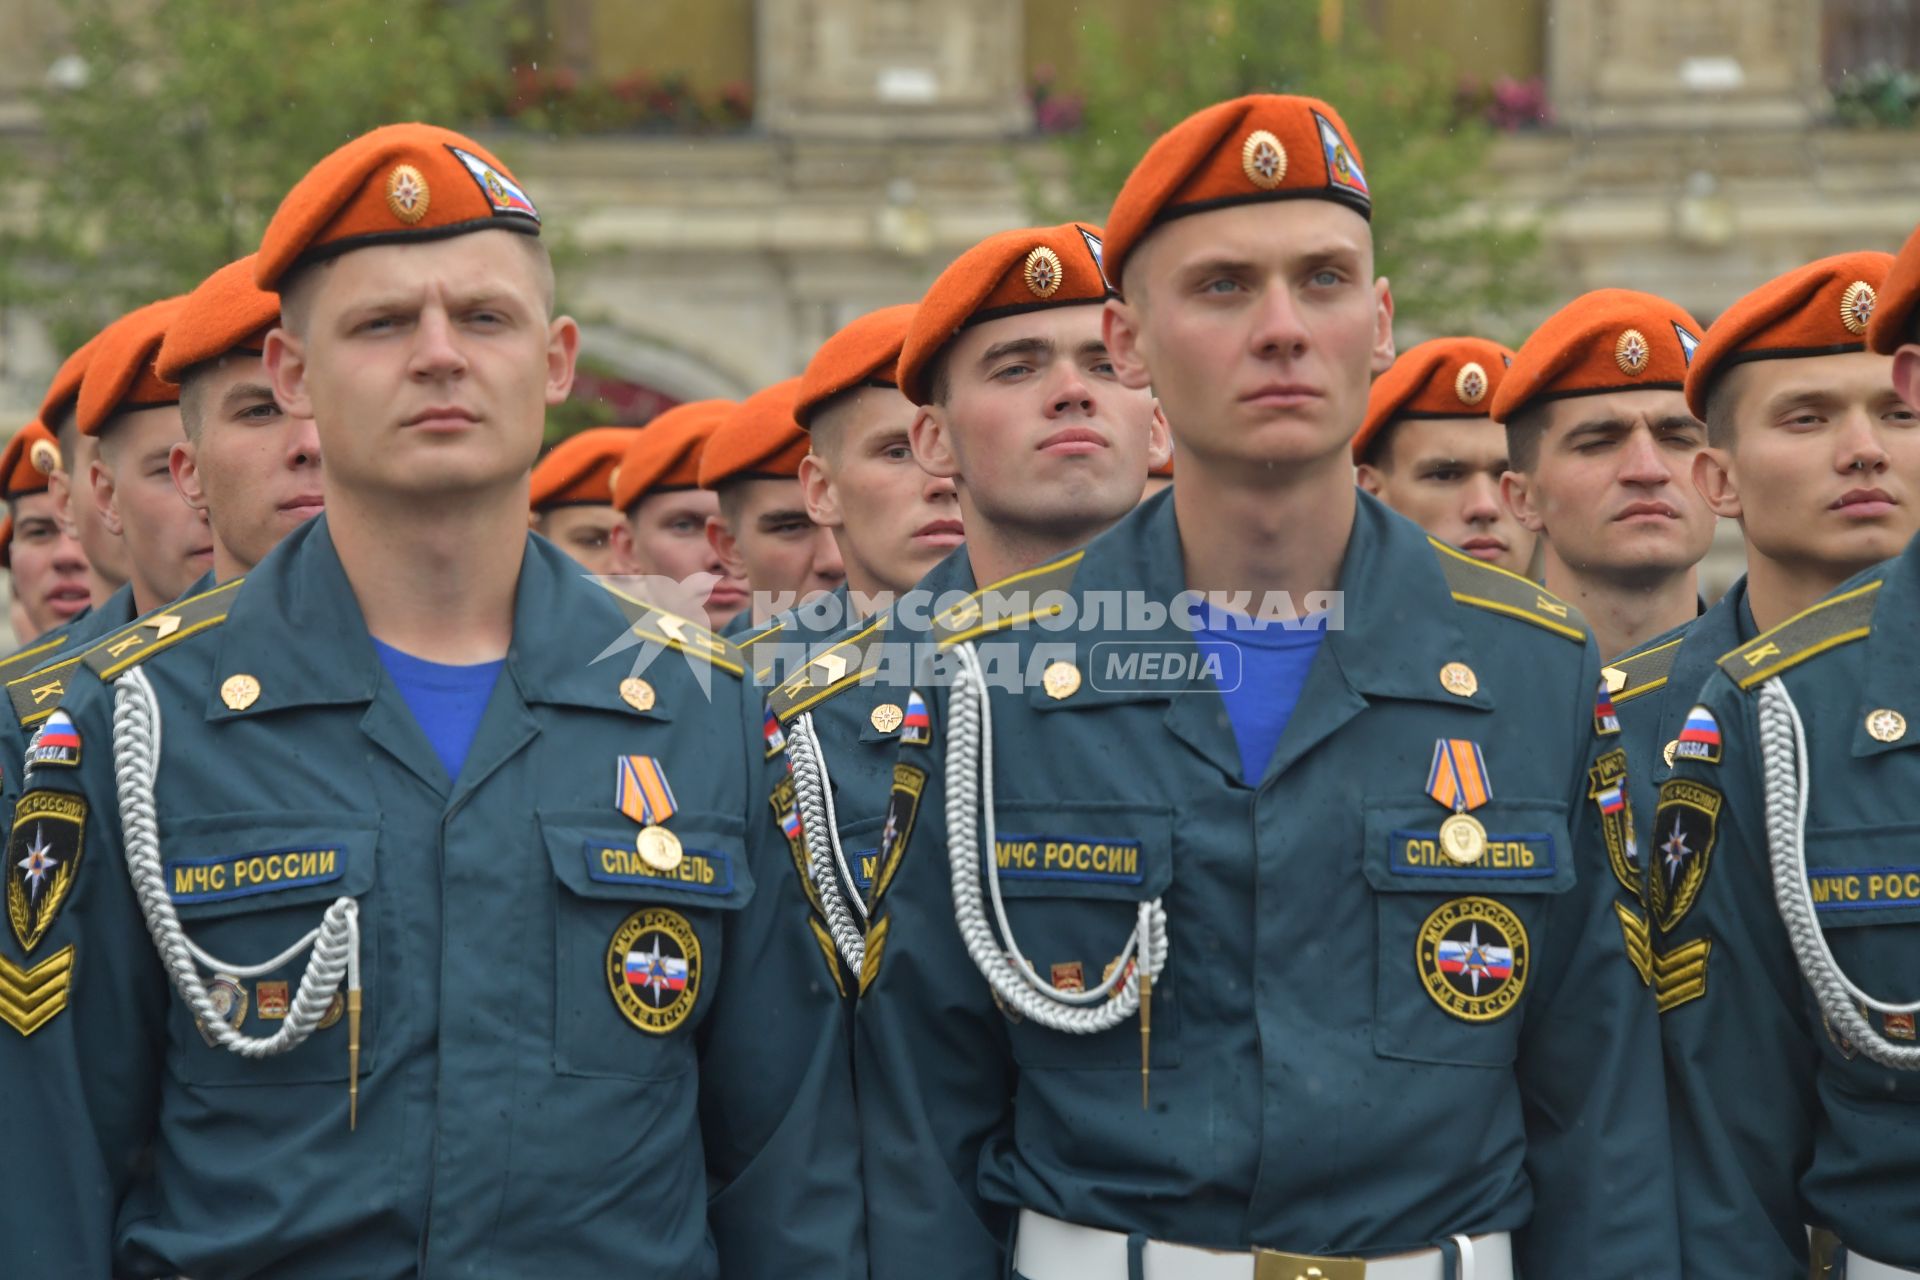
[637, 824, 684, 873]
[1438, 812, 1489, 865]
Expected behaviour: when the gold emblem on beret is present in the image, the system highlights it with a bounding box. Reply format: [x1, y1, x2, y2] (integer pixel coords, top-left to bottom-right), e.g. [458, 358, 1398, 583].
[385, 164, 431, 226]
[1866, 708, 1907, 743]
[1023, 246, 1064, 299]
[1840, 280, 1876, 336]
[1041, 660, 1081, 700]
[1241, 129, 1288, 190]
[27, 439, 59, 476]
[1438, 661, 1478, 698]
[1614, 328, 1650, 376]
[1454, 361, 1489, 407]
[870, 703, 904, 734]
[220, 673, 261, 711]
[619, 677, 656, 713]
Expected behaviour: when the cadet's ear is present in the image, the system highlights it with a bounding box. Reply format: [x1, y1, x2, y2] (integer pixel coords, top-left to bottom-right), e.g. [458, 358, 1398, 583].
[1355, 462, 1386, 497]
[1104, 297, 1153, 392]
[1499, 469, 1545, 533]
[910, 404, 960, 479]
[706, 513, 747, 581]
[544, 315, 581, 406]
[1894, 345, 1920, 410]
[1692, 447, 1742, 520]
[1144, 401, 1172, 472]
[1370, 278, 1397, 375]
[169, 441, 209, 514]
[89, 454, 123, 537]
[607, 518, 641, 575]
[799, 452, 841, 529]
[264, 327, 313, 421]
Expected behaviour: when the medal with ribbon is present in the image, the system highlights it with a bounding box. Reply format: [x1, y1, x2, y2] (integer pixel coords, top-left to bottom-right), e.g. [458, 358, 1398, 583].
[1426, 738, 1493, 865]
[617, 755, 684, 872]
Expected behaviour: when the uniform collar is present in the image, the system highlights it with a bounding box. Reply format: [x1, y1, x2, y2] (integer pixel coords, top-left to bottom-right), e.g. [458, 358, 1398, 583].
[205, 516, 648, 722]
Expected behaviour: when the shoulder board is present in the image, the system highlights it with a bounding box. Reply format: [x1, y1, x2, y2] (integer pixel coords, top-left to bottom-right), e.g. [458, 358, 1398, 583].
[1429, 538, 1586, 644]
[8, 653, 81, 727]
[1718, 580, 1880, 689]
[0, 628, 73, 681]
[80, 580, 244, 685]
[767, 615, 890, 724]
[593, 582, 742, 678]
[933, 551, 1084, 649]
[735, 617, 786, 652]
[1601, 633, 1685, 706]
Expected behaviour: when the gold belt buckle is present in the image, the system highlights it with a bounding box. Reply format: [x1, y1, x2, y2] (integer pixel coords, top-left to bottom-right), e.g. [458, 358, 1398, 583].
[1807, 1228, 1842, 1280]
[1253, 1250, 1365, 1280]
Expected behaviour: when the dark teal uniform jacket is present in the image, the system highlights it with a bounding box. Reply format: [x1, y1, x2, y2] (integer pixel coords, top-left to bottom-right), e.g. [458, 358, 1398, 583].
[855, 490, 1679, 1278]
[0, 517, 863, 1279]
[1660, 549, 1920, 1276]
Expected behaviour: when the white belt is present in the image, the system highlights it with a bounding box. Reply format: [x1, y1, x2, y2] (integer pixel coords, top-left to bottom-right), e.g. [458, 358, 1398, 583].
[1014, 1210, 1512, 1280]
[1848, 1255, 1920, 1280]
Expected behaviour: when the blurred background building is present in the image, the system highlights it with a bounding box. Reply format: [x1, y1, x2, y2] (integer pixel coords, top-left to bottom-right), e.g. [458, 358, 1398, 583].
[2, 0, 1918, 591]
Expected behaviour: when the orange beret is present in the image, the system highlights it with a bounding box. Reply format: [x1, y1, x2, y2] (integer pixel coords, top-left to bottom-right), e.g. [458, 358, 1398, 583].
[0, 515, 12, 569]
[1491, 290, 1703, 425]
[1149, 455, 1174, 479]
[1684, 251, 1894, 419]
[1354, 337, 1516, 463]
[611, 399, 735, 513]
[1104, 94, 1370, 289]
[1868, 223, 1920, 355]
[897, 223, 1111, 406]
[155, 254, 281, 383]
[796, 304, 916, 428]
[1, 421, 60, 500]
[37, 332, 101, 430]
[699, 379, 808, 488]
[530, 425, 634, 511]
[256, 123, 539, 290]
[77, 297, 185, 437]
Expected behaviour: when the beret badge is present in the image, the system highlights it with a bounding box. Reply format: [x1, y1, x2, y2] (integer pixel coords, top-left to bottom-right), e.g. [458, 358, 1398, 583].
[1454, 362, 1489, 407]
[1241, 130, 1288, 190]
[1023, 246, 1064, 299]
[1614, 328, 1650, 376]
[385, 164, 431, 226]
[1840, 280, 1876, 336]
[28, 439, 59, 476]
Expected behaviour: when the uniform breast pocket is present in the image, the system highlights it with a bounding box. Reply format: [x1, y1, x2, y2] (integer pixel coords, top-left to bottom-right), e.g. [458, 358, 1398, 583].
[1800, 824, 1920, 1079]
[985, 800, 1183, 1071]
[1364, 798, 1574, 1068]
[157, 812, 381, 1086]
[543, 809, 755, 1082]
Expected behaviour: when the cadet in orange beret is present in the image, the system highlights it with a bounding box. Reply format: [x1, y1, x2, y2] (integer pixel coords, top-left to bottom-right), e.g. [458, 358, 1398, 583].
[895, 221, 1168, 591]
[74, 296, 215, 623]
[796, 302, 961, 612]
[527, 424, 633, 574]
[37, 334, 133, 613]
[1871, 220, 1920, 407]
[0, 123, 861, 1280]
[699, 378, 844, 632]
[608, 398, 750, 627]
[859, 94, 1677, 1280]
[0, 420, 90, 644]
[157, 253, 324, 583]
[1614, 250, 1920, 1278]
[1494, 289, 1715, 661]
[1355, 336, 1535, 576]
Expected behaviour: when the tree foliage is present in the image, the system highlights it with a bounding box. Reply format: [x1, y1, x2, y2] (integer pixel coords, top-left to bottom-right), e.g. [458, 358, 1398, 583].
[6, 0, 516, 350]
[1053, 0, 1547, 339]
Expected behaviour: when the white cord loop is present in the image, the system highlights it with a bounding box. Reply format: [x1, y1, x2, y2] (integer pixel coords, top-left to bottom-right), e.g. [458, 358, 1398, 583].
[945, 641, 1166, 1032]
[113, 665, 360, 1059]
[787, 709, 867, 972]
[1757, 676, 1920, 1070]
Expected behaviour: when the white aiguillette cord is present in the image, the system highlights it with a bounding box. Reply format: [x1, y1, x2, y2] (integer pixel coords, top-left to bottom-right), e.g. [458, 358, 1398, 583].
[1758, 676, 1920, 1070]
[786, 708, 867, 972]
[943, 642, 1167, 1103]
[112, 665, 366, 1126]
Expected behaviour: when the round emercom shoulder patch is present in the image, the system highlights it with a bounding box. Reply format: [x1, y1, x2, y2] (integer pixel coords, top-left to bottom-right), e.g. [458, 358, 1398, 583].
[607, 906, 701, 1034]
[1417, 896, 1529, 1022]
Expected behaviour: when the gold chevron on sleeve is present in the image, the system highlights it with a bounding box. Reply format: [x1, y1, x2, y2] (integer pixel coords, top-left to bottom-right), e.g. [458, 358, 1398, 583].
[1653, 938, 1711, 1013]
[1615, 901, 1653, 985]
[0, 944, 75, 1036]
